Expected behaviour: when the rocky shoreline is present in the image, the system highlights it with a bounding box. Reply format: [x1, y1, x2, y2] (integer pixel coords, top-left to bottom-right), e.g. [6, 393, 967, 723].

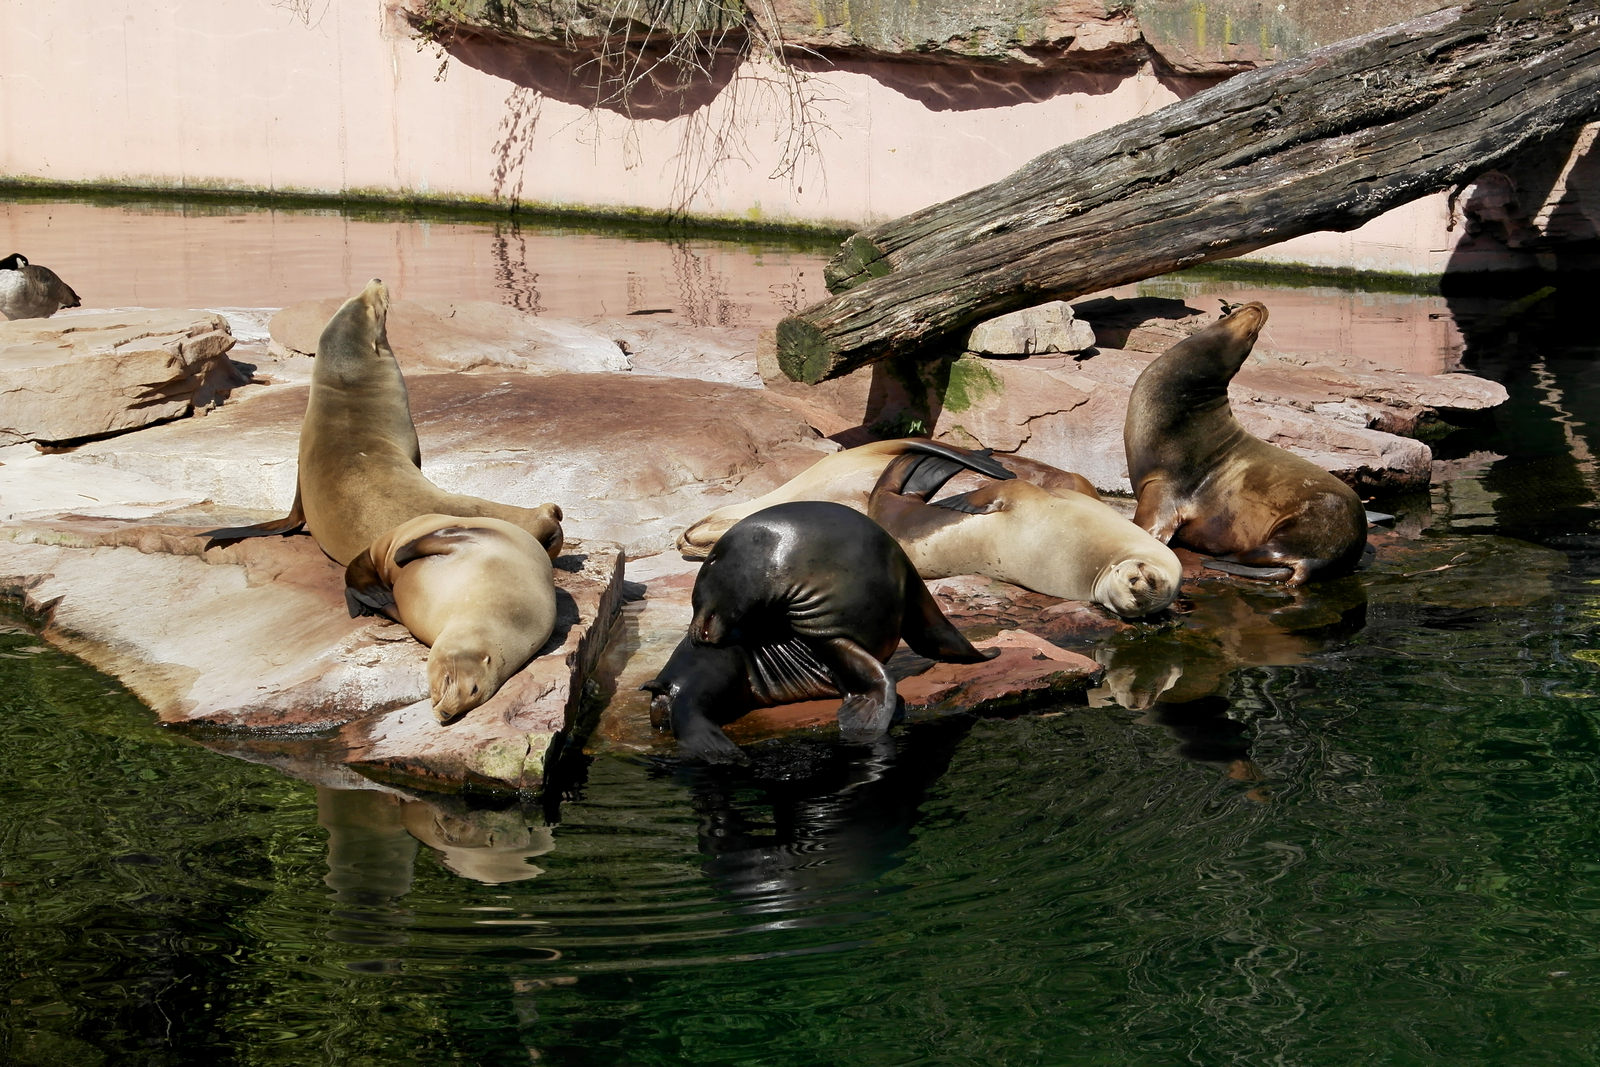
[0, 294, 1508, 796]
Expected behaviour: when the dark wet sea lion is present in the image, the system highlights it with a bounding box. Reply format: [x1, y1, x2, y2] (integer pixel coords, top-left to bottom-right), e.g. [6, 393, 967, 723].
[1123, 302, 1366, 585]
[0, 252, 81, 320]
[869, 449, 1182, 617]
[645, 500, 995, 762]
[344, 513, 557, 723]
[202, 279, 564, 566]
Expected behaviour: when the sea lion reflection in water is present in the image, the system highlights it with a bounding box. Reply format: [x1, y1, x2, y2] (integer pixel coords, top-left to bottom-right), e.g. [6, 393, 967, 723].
[1123, 301, 1367, 585]
[645, 501, 996, 763]
[202, 278, 564, 566]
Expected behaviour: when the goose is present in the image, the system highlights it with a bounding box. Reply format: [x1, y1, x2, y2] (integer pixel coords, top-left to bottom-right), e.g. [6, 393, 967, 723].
[0, 252, 82, 319]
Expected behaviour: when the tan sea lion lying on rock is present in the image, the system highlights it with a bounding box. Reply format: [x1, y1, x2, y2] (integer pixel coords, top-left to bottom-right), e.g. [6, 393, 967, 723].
[677, 437, 1096, 558]
[344, 513, 558, 723]
[1124, 302, 1367, 585]
[202, 279, 565, 566]
[869, 448, 1182, 618]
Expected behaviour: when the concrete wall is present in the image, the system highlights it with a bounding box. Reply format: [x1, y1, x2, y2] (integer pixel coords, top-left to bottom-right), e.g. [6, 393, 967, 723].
[1, 0, 1593, 276]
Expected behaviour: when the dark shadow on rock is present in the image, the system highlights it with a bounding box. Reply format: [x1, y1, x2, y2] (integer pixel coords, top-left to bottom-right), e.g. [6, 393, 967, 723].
[783, 50, 1222, 113]
[440, 24, 744, 120]
[1072, 295, 1200, 350]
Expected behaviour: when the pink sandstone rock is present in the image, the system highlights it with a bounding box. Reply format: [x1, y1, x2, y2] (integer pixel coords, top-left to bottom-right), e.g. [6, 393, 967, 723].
[0, 310, 245, 445]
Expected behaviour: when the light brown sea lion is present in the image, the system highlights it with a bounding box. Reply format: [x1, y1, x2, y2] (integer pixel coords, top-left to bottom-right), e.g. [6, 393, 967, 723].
[202, 279, 564, 566]
[1123, 302, 1367, 585]
[0, 252, 81, 320]
[645, 501, 995, 762]
[869, 449, 1182, 618]
[343, 513, 558, 723]
[677, 437, 1095, 558]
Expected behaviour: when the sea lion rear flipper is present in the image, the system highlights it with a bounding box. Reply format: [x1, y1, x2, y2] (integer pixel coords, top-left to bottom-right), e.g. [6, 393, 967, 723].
[874, 444, 1015, 504]
[343, 549, 397, 618]
[819, 636, 901, 740]
[391, 528, 476, 568]
[905, 439, 1015, 483]
[900, 581, 996, 664]
[201, 489, 306, 547]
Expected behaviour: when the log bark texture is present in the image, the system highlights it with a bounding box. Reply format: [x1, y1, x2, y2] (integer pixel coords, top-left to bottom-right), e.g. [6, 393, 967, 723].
[776, 0, 1600, 384]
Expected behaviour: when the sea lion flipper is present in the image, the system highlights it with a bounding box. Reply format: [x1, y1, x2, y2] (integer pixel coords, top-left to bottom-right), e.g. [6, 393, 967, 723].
[929, 486, 1006, 516]
[876, 444, 1015, 504]
[391, 528, 475, 568]
[201, 489, 307, 547]
[670, 705, 748, 764]
[1203, 558, 1296, 582]
[343, 549, 397, 618]
[820, 637, 901, 740]
[900, 582, 996, 664]
[905, 439, 1015, 483]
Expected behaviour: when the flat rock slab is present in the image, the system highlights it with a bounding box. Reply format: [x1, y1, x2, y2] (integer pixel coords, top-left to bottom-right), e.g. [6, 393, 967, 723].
[270, 297, 631, 374]
[0, 309, 245, 444]
[0, 511, 623, 794]
[590, 553, 1109, 757]
[28, 367, 836, 557]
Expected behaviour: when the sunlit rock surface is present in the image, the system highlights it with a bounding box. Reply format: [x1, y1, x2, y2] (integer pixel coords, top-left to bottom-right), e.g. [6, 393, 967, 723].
[0, 310, 245, 445]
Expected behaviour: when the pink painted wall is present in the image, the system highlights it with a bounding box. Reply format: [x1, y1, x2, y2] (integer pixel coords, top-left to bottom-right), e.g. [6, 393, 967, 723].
[1, 1, 1591, 275]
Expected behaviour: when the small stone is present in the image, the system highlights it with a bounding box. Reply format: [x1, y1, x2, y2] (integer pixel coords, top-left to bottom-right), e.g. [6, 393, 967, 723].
[965, 300, 1097, 357]
[0, 310, 245, 445]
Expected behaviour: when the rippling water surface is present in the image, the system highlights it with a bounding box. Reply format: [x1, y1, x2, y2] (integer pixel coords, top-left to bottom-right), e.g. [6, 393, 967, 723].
[3, 198, 1599, 1064]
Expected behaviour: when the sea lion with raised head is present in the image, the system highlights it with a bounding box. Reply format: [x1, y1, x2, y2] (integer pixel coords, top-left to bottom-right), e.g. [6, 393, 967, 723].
[645, 500, 995, 762]
[202, 279, 564, 565]
[0, 252, 81, 320]
[677, 437, 1096, 558]
[344, 513, 558, 723]
[869, 449, 1182, 618]
[1123, 302, 1366, 585]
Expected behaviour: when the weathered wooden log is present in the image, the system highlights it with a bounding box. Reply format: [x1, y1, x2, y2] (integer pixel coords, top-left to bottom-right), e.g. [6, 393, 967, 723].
[776, 0, 1600, 384]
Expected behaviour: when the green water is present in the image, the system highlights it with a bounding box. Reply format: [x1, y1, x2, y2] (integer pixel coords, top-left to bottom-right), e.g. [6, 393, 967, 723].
[5, 274, 1600, 1062]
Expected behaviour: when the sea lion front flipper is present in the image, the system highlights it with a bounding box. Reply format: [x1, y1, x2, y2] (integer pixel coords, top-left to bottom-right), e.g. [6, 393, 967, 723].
[1130, 476, 1185, 543]
[1202, 558, 1296, 582]
[900, 581, 998, 664]
[343, 548, 397, 618]
[391, 527, 475, 568]
[642, 639, 753, 763]
[201, 488, 306, 547]
[670, 704, 748, 764]
[819, 636, 901, 740]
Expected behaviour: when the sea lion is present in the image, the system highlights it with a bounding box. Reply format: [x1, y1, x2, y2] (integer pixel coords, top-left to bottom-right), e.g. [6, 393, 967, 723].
[869, 449, 1182, 618]
[677, 437, 1096, 557]
[645, 500, 995, 762]
[343, 513, 558, 723]
[202, 279, 564, 566]
[1123, 302, 1367, 585]
[0, 252, 81, 320]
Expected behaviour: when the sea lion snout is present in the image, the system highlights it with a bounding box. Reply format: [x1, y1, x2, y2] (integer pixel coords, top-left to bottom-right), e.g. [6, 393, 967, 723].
[1220, 301, 1269, 342]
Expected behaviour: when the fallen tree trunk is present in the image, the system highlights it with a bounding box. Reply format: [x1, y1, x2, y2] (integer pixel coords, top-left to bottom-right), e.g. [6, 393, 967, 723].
[776, 0, 1600, 384]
